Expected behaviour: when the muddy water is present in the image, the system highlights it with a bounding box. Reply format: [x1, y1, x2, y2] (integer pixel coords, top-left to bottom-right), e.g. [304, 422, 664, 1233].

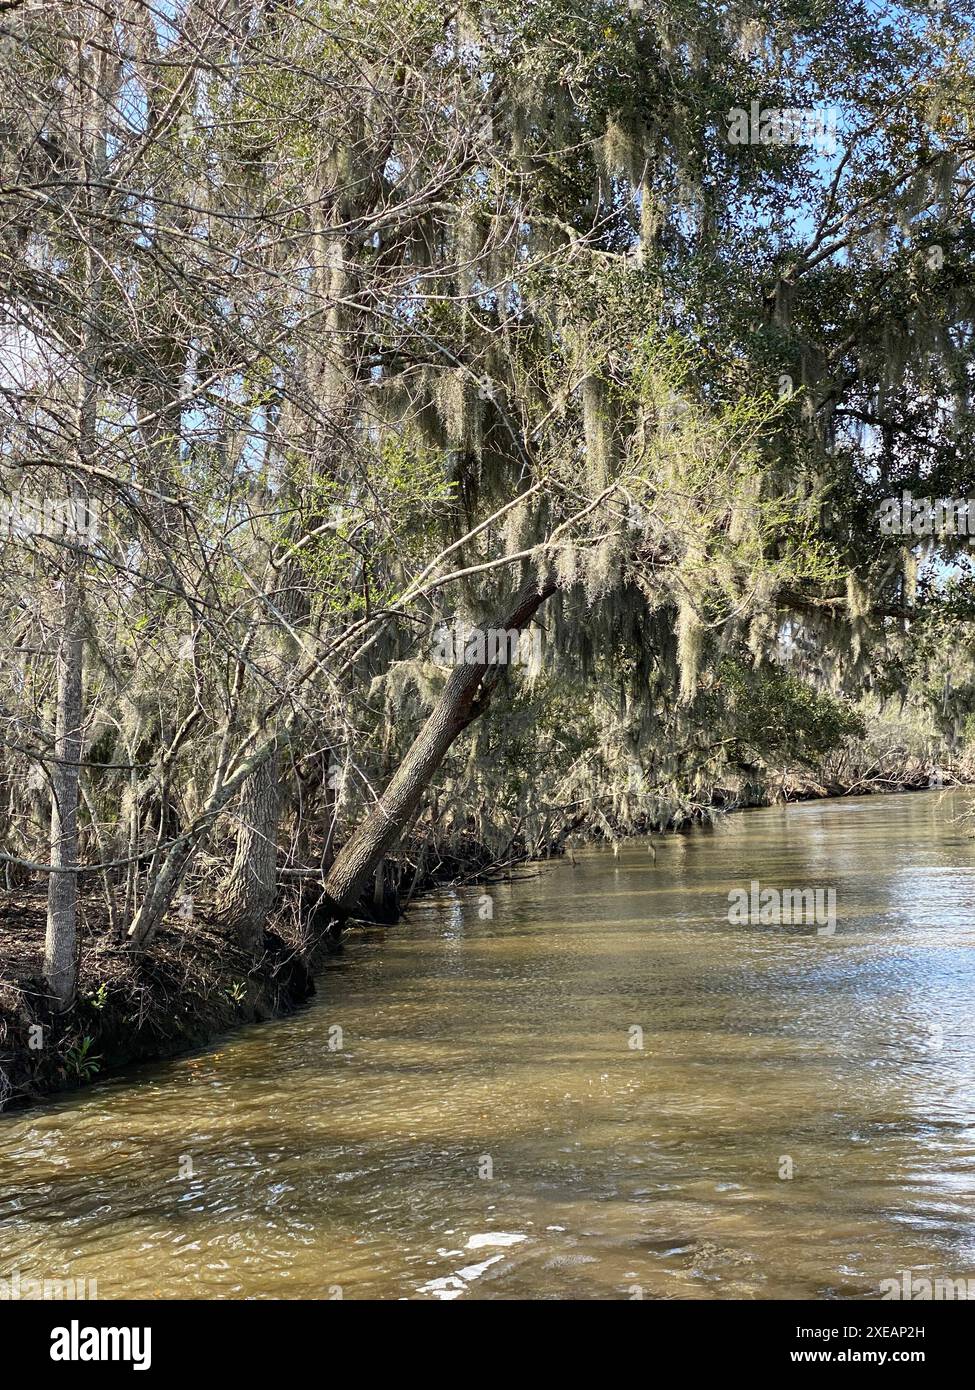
[2, 790, 974, 1300]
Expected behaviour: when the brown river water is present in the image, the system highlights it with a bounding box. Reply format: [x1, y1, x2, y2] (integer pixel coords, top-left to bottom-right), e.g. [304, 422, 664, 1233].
[2, 789, 974, 1300]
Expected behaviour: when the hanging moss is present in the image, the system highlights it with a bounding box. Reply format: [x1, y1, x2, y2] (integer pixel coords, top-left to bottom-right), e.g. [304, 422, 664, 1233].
[436, 367, 483, 457]
[676, 597, 702, 702]
[581, 375, 615, 487]
[555, 539, 578, 588]
[845, 571, 872, 621]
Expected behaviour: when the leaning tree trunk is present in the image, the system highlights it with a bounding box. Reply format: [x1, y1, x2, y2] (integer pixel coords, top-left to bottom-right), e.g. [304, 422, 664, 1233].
[44, 573, 84, 1010]
[320, 579, 555, 921]
[218, 746, 280, 952]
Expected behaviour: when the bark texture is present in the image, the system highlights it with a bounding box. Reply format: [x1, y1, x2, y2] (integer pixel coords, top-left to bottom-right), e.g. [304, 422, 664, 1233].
[320, 579, 555, 920]
[218, 747, 281, 951]
[43, 583, 84, 1009]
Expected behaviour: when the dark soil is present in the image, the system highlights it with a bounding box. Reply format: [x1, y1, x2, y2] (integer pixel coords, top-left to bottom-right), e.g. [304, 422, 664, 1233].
[0, 894, 314, 1112]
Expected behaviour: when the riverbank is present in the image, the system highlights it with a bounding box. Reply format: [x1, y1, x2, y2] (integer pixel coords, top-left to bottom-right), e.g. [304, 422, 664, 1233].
[0, 901, 315, 1111]
[0, 841, 512, 1112]
[1, 773, 970, 1114]
[4, 788, 973, 1301]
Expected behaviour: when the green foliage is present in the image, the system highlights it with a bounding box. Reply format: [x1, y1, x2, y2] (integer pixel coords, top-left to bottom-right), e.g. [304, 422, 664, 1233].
[62, 1036, 101, 1083]
[714, 660, 867, 766]
[2, 0, 974, 958]
[87, 983, 109, 1011]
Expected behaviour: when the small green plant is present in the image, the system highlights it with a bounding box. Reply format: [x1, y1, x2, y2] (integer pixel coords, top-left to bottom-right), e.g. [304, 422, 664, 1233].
[226, 982, 246, 1005]
[87, 982, 109, 1010]
[63, 1035, 101, 1082]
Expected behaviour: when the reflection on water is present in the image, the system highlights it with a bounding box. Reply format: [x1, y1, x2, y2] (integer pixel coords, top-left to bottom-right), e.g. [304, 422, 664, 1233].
[2, 790, 974, 1300]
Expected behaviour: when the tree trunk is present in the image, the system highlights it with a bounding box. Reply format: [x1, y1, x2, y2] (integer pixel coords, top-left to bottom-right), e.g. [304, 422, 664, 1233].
[127, 736, 280, 951]
[44, 577, 84, 1009]
[320, 579, 554, 920]
[218, 747, 280, 952]
[43, 13, 109, 1008]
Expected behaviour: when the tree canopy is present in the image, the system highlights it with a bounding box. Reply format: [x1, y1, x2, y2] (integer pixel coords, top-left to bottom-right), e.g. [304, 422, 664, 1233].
[0, 0, 973, 1005]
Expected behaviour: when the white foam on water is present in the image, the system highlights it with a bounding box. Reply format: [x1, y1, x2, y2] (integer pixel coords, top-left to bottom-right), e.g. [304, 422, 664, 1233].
[465, 1232, 527, 1250]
